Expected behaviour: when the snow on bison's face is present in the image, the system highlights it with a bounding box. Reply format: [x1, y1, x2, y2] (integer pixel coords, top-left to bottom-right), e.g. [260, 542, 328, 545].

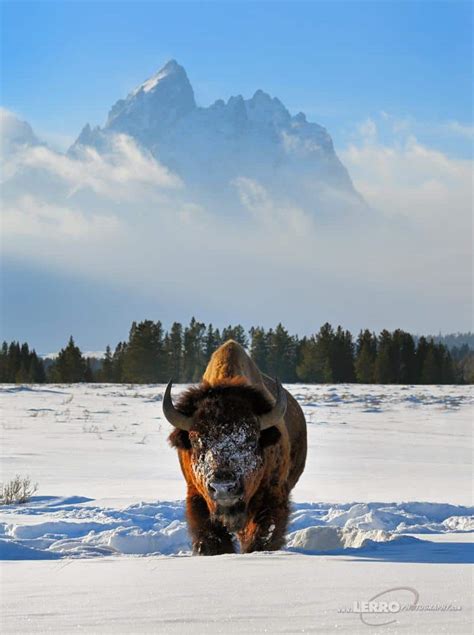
[164, 381, 286, 531]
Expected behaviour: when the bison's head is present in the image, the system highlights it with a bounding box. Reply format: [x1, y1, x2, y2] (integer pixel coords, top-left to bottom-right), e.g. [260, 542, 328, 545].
[164, 380, 286, 532]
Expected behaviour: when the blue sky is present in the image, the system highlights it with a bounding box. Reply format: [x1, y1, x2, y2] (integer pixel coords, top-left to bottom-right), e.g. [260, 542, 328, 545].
[1, 1, 472, 351]
[2, 1, 472, 156]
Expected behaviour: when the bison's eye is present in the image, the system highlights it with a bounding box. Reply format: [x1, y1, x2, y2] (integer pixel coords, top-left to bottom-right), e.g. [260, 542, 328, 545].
[243, 432, 258, 450]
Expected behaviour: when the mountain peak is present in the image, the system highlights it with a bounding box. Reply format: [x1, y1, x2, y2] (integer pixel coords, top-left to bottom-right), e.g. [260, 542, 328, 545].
[251, 89, 271, 101]
[133, 59, 189, 95]
[70, 63, 357, 202]
[105, 59, 196, 134]
[161, 58, 180, 71]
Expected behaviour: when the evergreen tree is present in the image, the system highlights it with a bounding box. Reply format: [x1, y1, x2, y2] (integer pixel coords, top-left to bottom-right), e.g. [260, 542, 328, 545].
[389, 329, 402, 383]
[266, 323, 298, 381]
[355, 330, 377, 383]
[28, 351, 46, 383]
[398, 331, 416, 384]
[84, 359, 94, 382]
[296, 324, 335, 383]
[295, 336, 308, 381]
[313, 323, 335, 382]
[112, 342, 127, 382]
[15, 343, 31, 383]
[455, 349, 474, 383]
[421, 342, 440, 384]
[296, 336, 319, 382]
[440, 346, 455, 384]
[182, 317, 206, 382]
[204, 324, 221, 362]
[374, 330, 394, 383]
[415, 336, 429, 383]
[221, 325, 248, 348]
[0, 342, 9, 382]
[249, 327, 269, 375]
[122, 321, 165, 383]
[0, 341, 46, 383]
[15, 362, 30, 383]
[100, 346, 114, 382]
[165, 322, 184, 382]
[332, 326, 355, 382]
[8, 342, 21, 382]
[419, 341, 454, 385]
[53, 336, 87, 382]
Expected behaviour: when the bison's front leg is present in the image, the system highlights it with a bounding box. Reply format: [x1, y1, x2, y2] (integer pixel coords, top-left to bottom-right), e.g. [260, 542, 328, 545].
[238, 490, 289, 553]
[186, 490, 235, 556]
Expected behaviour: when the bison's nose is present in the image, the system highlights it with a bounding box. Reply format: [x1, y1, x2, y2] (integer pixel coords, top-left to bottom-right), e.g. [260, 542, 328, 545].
[208, 480, 242, 503]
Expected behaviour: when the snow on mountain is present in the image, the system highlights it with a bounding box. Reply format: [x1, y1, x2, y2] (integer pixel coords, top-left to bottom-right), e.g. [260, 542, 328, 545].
[131, 59, 189, 96]
[70, 60, 360, 207]
[106, 60, 196, 141]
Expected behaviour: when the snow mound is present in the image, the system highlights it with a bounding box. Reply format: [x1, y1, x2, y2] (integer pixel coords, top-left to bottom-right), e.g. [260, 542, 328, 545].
[289, 501, 474, 534]
[1, 497, 471, 560]
[286, 526, 399, 552]
[105, 521, 189, 555]
[442, 516, 474, 532]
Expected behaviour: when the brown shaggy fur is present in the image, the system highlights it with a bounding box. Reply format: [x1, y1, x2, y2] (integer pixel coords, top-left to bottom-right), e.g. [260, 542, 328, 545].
[167, 340, 307, 555]
[175, 381, 275, 418]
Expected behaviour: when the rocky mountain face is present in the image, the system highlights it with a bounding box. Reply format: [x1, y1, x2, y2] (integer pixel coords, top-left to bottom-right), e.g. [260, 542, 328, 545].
[70, 60, 360, 207]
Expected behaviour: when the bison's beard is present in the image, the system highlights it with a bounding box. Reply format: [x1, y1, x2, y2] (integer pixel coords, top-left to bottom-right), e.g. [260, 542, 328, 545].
[214, 501, 247, 533]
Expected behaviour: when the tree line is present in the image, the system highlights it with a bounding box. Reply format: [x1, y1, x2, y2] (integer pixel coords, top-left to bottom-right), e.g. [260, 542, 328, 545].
[0, 342, 46, 383]
[1, 319, 473, 385]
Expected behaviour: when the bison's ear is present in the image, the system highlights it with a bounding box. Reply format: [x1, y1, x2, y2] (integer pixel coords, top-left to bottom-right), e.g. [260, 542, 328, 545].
[168, 429, 191, 450]
[259, 426, 281, 449]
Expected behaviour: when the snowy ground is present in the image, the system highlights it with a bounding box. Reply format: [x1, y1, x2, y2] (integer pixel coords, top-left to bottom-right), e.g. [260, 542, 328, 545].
[1, 383, 472, 633]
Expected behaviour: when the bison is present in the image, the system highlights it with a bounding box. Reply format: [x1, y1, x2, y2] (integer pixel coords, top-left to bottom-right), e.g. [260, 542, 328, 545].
[163, 339, 307, 555]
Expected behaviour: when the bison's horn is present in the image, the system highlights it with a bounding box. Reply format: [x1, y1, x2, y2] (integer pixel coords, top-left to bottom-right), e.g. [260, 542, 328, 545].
[162, 380, 192, 431]
[260, 378, 287, 430]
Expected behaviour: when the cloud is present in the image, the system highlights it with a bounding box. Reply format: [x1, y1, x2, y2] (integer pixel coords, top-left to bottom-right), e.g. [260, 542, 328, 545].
[3, 194, 121, 240]
[373, 110, 474, 146]
[342, 129, 472, 230]
[0, 107, 41, 153]
[341, 123, 472, 319]
[233, 176, 313, 237]
[2, 133, 182, 201]
[444, 120, 474, 140]
[356, 118, 378, 142]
